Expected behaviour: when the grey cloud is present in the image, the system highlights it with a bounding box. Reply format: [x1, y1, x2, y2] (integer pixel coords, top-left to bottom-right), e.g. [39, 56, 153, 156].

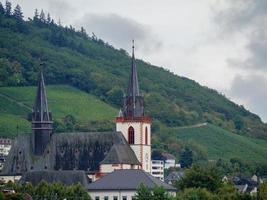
[214, 0, 267, 30]
[75, 13, 162, 54]
[213, 0, 267, 71]
[228, 74, 267, 121]
[46, 0, 75, 22]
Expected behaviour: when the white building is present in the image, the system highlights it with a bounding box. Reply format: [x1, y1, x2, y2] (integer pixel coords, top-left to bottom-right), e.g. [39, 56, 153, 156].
[0, 138, 12, 171]
[0, 138, 12, 157]
[151, 160, 164, 181]
[88, 169, 176, 200]
[162, 153, 176, 169]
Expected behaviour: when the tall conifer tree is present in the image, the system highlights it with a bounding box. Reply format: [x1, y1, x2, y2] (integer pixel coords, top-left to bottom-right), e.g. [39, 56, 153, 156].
[13, 4, 23, 20]
[0, 2, 4, 15]
[40, 9, 45, 23]
[5, 0, 11, 16]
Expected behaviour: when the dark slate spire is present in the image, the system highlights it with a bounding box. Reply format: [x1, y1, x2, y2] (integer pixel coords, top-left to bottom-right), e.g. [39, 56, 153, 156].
[32, 66, 53, 155]
[122, 41, 144, 118]
[32, 69, 50, 121]
[127, 40, 140, 97]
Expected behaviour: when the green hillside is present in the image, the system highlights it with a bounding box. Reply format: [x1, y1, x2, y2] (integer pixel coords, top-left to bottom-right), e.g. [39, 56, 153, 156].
[1, 85, 267, 165]
[0, 85, 117, 138]
[163, 124, 267, 163]
[0, 4, 267, 139]
[1, 3, 267, 170]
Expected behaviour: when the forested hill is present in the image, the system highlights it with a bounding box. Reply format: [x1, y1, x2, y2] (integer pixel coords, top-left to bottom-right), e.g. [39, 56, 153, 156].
[0, 3, 266, 139]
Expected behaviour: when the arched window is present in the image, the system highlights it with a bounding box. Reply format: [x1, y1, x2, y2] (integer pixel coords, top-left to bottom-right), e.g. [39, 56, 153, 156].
[145, 127, 148, 145]
[128, 126, 135, 144]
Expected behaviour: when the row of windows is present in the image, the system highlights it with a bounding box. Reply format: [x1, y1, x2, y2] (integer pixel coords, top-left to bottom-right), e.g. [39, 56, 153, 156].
[152, 166, 164, 170]
[95, 196, 137, 200]
[152, 171, 164, 175]
[128, 126, 149, 145]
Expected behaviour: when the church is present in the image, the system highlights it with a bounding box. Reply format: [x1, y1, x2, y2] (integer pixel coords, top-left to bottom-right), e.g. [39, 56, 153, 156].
[3, 42, 152, 182]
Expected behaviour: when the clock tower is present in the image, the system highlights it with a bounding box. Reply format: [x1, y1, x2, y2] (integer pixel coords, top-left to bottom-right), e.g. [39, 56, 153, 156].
[116, 41, 151, 173]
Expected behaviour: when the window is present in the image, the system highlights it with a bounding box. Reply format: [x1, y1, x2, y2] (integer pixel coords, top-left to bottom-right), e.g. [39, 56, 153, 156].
[104, 196, 109, 200]
[113, 196, 118, 200]
[122, 196, 127, 200]
[95, 197, 99, 200]
[145, 127, 148, 145]
[128, 126, 135, 144]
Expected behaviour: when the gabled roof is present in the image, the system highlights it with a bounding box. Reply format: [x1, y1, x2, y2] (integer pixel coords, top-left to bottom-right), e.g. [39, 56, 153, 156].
[87, 169, 176, 191]
[100, 144, 140, 165]
[20, 170, 90, 187]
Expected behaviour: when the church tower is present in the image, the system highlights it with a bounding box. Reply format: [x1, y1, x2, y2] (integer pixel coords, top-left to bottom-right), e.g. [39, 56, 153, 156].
[31, 69, 53, 155]
[116, 41, 151, 173]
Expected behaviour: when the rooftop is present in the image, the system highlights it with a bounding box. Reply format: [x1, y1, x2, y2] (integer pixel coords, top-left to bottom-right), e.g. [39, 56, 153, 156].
[20, 170, 90, 187]
[100, 144, 140, 165]
[87, 169, 176, 191]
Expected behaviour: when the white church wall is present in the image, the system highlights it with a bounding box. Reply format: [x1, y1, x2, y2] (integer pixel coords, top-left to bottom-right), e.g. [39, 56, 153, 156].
[116, 121, 151, 173]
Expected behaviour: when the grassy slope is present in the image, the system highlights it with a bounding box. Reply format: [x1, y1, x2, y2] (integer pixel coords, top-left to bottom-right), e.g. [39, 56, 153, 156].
[166, 124, 267, 163]
[0, 85, 117, 137]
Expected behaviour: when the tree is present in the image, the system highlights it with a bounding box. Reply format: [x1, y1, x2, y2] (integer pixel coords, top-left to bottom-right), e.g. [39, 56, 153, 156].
[179, 147, 193, 168]
[46, 13, 51, 23]
[0, 2, 5, 15]
[13, 4, 23, 20]
[177, 165, 222, 192]
[216, 183, 239, 200]
[39, 9, 45, 23]
[153, 186, 169, 200]
[179, 188, 214, 200]
[34, 181, 50, 197]
[0, 192, 3, 200]
[63, 114, 76, 131]
[5, 0, 11, 16]
[234, 115, 244, 130]
[67, 183, 91, 200]
[33, 8, 39, 21]
[135, 183, 153, 200]
[106, 87, 124, 106]
[258, 182, 267, 200]
[80, 26, 87, 38]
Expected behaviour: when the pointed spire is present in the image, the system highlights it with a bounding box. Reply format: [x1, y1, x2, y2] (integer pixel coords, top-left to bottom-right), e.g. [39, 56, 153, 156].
[118, 109, 123, 117]
[127, 39, 140, 97]
[33, 65, 50, 122]
[121, 41, 144, 118]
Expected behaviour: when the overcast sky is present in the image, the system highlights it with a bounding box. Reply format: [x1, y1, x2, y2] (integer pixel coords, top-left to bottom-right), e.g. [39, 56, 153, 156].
[4, 0, 267, 122]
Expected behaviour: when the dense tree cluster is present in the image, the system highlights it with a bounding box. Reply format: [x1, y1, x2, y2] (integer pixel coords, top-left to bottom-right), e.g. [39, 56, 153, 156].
[0, 180, 91, 200]
[135, 165, 266, 200]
